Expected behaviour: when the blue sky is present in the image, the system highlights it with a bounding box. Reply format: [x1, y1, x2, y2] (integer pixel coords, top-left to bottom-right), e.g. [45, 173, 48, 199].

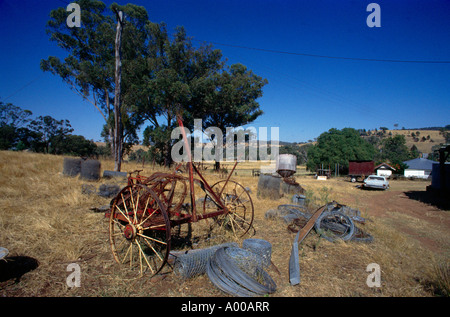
[1, 0, 449, 143]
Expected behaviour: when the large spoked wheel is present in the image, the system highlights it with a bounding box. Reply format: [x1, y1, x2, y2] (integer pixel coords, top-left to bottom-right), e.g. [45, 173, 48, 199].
[109, 184, 171, 277]
[203, 180, 254, 238]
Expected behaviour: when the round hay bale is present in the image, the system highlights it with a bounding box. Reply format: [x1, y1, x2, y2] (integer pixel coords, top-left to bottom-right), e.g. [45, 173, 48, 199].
[80, 159, 101, 181]
[62, 157, 82, 177]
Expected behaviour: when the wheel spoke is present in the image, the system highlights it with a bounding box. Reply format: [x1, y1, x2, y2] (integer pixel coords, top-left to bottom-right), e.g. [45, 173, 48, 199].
[120, 194, 132, 221]
[137, 232, 167, 246]
[115, 205, 131, 224]
[109, 184, 170, 277]
[205, 180, 254, 238]
[140, 209, 156, 227]
[128, 187, 135, 218]
[121, 243, 132, 264]
[139, 194, 151, 224]
[136, 239, 154, 274]
[141, 237, 165, 262]
[133, 189, 140, 220]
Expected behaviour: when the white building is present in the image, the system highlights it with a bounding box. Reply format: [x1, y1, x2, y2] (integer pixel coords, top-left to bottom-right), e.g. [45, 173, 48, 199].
[375, 163, 396, 178]
[403, 158, 435, 179]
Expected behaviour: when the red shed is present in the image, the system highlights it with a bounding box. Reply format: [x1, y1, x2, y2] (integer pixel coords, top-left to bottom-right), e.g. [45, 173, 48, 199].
[348, 160, 374, 182]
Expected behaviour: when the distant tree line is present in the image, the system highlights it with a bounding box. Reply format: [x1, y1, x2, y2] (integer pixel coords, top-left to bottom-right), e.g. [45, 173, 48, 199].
[0, 101, 97, 157]
[305, 127, 423, 174]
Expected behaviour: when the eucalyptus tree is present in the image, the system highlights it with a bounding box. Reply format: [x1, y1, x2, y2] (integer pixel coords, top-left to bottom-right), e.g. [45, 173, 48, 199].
[134, 26, 267, 167]
[42, 0, 268, 169]
[41, 0, 148, 170]
[129, 24, 226, 166]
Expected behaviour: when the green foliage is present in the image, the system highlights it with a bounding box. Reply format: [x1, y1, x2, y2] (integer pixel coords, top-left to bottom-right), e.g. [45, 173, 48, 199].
[95, 144, 111, 158]
[410, 145, 420, 158]
[28, 115, 74, 154]
[279, 144, 311, 165]
[306, 128, 376, 171]
[53, 134, 97, 156]
[128, 148, 151, 163]
[304, 186, 333, 206]
[142, 125, 175, 166]
[41, 0, 150, 167]
[377, 134, 411, 164]
[0, 101, 33, 150]
[0, 101, 97, 157]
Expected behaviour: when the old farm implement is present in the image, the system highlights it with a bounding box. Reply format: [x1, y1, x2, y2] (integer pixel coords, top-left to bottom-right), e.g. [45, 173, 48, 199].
[106, 115, 254, 277]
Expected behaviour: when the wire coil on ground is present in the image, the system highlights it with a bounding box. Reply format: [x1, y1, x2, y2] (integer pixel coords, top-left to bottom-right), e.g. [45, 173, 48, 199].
[207, 246, 276, 297]
[314, 211, 355, 242]
[242, 239, 272, 268]
[172, 242, 238, 279]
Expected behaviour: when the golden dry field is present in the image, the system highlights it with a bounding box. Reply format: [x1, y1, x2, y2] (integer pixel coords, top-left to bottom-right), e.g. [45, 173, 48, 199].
[0, 150, 449, 297]
[383, 129, 444, 154]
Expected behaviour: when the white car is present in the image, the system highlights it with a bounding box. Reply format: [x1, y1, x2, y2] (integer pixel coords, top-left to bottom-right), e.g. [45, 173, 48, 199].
[362, 175, 389, 190]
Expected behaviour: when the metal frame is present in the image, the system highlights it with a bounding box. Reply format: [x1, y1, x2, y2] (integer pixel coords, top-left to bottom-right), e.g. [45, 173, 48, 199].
[107, 114, 254, 276]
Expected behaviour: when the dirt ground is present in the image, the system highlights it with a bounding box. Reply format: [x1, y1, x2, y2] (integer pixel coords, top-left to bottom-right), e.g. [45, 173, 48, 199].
[0, 152, 449, 297]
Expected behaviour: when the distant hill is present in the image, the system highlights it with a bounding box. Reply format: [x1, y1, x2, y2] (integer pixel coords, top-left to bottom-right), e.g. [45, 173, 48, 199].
[363, 129, 445, 154]
[282, 127, 447, 156]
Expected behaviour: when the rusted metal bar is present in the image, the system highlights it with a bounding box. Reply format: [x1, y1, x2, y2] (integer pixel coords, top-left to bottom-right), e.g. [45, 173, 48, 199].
[192, 163, 227, 211]
[289, 205, 326, 285]
[218, 161, 238, 198]
[176, 114, 197, 222]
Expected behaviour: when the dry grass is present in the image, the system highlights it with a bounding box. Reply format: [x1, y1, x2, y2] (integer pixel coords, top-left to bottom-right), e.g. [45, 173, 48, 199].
[384, 129, 444, 153]
[0, 150, 449, 297]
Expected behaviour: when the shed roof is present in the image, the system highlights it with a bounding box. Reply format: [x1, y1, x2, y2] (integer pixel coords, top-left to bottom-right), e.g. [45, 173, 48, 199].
[403, 158, 435, 171]
[375, 163, 396, 171]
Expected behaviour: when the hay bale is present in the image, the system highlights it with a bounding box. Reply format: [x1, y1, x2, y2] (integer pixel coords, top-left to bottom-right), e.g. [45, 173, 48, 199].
[62, 157, 82, 177]
[80, 159, 101, 181]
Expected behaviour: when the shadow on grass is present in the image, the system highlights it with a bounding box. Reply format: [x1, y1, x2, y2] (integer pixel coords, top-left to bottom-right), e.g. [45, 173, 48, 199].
[404, 190, 450, 211]
[0, 255, 39, 283]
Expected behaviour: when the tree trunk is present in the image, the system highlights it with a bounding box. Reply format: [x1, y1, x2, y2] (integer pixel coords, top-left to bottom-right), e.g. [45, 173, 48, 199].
[105, 89, 114, 156]
[113, 10, 124, 172]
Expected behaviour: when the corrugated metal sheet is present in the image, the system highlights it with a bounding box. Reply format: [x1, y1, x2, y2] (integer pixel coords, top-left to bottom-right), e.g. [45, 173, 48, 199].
[348, 160, 374, 175]
[403, 158, 435, 171]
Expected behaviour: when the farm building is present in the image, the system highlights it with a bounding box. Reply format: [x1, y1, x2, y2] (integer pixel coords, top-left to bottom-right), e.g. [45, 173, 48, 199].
[403, 157, 435, 179]
[430, 162, 450, 190]
[374, 163, 396, 178]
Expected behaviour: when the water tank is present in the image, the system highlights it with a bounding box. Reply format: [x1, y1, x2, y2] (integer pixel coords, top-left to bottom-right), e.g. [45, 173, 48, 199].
[276, 154, 297, 178]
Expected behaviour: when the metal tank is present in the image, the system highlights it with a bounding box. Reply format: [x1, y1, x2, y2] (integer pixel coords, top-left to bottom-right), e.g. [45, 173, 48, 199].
[276, 154, 297, 178]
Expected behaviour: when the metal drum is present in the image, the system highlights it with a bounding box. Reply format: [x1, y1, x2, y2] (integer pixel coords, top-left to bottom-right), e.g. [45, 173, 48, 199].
[276, 154, 297, 178]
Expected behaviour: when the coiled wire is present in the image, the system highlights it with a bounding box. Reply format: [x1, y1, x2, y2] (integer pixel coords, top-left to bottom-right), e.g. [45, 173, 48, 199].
[207, 246, 276, 297]
[242, 239, 272, 268]
[172, 242, 238, 278]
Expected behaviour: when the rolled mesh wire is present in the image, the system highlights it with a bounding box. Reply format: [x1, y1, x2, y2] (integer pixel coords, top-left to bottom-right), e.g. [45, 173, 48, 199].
[223, 247, 264, 275]
[242, 238, 272, 268]
[172, 242, 238, 278]
[207, 246, 276, 297]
